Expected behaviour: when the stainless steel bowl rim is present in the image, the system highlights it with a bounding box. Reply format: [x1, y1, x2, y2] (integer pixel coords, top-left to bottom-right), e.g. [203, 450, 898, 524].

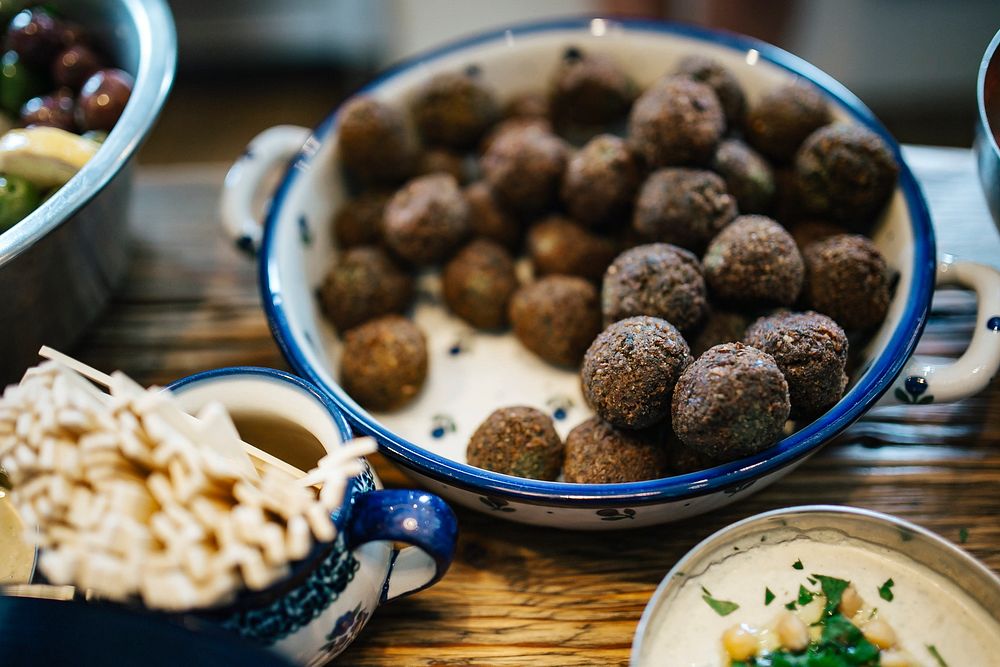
[0, 0, 176, 266]
[630, 504, 1000, 665]
[977, 28, 1000, 159]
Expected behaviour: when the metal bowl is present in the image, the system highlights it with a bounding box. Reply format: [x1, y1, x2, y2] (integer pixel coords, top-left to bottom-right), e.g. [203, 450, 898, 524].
[0, 0, 176, 383]
[975, 28, 1000, 226]
[631, 505, 1000, 666]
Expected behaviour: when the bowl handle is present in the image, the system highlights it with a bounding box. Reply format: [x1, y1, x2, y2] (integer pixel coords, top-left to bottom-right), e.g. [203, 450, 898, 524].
[346, 489, 458, 602]
[881, 259, 1000, 405]
[218, 125, 311, 255]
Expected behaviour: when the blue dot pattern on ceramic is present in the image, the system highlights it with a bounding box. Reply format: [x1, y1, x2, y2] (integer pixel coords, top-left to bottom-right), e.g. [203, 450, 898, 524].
[429, 414, 456, 439]
[222, 464, 377, 645]
[894, 375, 933, 404]
[904, 375, 928, 396]
[298, 214, 313, 246]
[988, 316, 1000, 332]
[221, 531, 360, 645]
[479, 496, 515, 512]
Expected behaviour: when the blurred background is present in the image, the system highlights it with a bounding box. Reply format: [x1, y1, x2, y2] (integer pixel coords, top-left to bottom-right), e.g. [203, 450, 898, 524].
[141, 0, 999, 163]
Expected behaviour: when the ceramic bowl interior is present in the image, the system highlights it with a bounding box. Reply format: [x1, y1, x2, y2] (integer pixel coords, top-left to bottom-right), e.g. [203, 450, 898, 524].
[262, 19, 934, 504]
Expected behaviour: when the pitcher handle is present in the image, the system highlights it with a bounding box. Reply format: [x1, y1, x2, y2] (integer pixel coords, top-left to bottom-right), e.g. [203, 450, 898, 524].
[346, 489, 458, 601]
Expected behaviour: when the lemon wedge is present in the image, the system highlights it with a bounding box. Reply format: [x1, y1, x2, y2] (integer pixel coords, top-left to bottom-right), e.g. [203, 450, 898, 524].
[0, 126, 100, 188]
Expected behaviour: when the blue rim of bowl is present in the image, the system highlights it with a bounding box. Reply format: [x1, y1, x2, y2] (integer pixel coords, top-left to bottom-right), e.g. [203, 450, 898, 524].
[0, 0, 176, 264]
[259, 17, 936, 508]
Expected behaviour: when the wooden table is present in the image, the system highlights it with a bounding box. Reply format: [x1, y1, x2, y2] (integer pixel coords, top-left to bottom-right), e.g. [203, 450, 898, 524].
[76, 147, 1000, 666]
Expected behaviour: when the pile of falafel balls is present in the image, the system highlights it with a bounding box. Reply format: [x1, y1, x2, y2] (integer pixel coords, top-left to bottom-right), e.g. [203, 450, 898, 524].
[320, 46, 898, 485]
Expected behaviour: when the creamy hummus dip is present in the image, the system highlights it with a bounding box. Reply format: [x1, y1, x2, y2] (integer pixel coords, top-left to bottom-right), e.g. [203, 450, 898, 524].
[0, 493, 34, 584]
[638, 534, 1000, 666]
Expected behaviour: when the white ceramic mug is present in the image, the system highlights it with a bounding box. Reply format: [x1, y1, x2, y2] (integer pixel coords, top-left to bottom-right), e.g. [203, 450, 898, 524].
[169, 366, 458, 665]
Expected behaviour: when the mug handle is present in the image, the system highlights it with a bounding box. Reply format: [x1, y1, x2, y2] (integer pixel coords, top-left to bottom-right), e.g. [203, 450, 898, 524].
[346, 489, 458, 601]
[880, 259, 1000, 405]
[218, 125, 311, 255]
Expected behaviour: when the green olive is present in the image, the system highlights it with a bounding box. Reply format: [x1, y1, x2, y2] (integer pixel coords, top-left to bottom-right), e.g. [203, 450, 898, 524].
[0, 173, 40, 230]
[0, 50, 44, 115]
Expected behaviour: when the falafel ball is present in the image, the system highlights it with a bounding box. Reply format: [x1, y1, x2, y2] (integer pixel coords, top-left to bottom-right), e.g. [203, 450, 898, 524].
[466, 406, 563, 480]
[509, 275, 602, 366]
[549, 48, 637, 126]
[794, 123, 899, 227]
[745, 82, 831, 163]
[744, 311, 849, 416]
[582, 316, 693, 430]
[503, 91, 550, 119]
[415, 149, 468, 184]
[667, 434, 721, 474]
[479, 115, 553, 155]
[711, 139, 775, 214]
[411, 70, 500, 149]
[382, 173, 470, 265]
[331, 191, 390, 249]
[632, 168, 737, 252]
[481, 124, 569, 216]
[802, 234, 891, 331]
[560, 134, 640, 228]
[563, 417, 669, 483]
[702, 215, 804, 307]
[319, 246, 414, 332]
[338, 96, 416, 185]
[671, 342, 790, 460]
[690, 308, 750, 358]
[627, 75, 725, 168]
[340, 315, 428, 411]
[675, 54, 746, 127]
[442, 239, 519, 330]
[788, 219, 849, 251]
[602, 243, 708, 332]
[527, 216, 618, 283]
[464, 182, 522, 251]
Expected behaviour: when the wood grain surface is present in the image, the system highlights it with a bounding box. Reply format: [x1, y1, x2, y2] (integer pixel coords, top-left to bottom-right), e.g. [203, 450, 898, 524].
[74, 148, 1000, 666]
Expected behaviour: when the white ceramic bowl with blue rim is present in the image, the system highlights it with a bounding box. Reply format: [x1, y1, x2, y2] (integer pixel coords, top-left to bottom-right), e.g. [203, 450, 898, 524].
[220, 18, 1000, 531]
[167, 367, 457, 665]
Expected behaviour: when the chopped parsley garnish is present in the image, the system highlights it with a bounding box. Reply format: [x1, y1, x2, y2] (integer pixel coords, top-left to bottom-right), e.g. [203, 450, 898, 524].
[812, 574, 850, 616]
[806, 576, 817, 585]
[792, 559, 804, 570]
[701, 586, 739, 616]
[927, 644, 949, 666]
[784, 601, 797, 611]
[728, 612, 880, 666]
[877, 578, 894, 602]
[797, 584, 815, 606]
[959, 527, 969, 544]
[765, 587, 775, 606]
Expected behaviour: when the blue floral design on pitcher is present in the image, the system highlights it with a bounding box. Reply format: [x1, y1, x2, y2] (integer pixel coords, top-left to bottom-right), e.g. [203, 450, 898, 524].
[221, 532, 360, 645]
[312, 602, 370, 664]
